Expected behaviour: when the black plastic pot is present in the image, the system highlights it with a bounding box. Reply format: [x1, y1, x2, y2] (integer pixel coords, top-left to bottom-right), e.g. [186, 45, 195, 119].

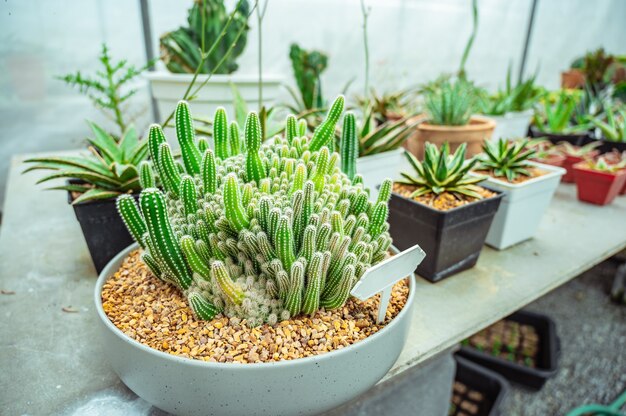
[68, 182, 137, 273]
[456, 310, 560, 391]
[528, 125, 593, 146]
[388, 191, 502, 282]
[597, 139, 626, 154]
[451, 356, 509, 416]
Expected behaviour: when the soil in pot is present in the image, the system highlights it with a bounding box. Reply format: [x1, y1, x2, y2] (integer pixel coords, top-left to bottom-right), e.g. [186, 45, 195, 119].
[389, 184, 502, 282]
[573, 163, 626, 206]
[404, 116, 495, 159]
[529, 125, 592, 147]
[68, 181, 137, 273]
[449, 357, 508, 416]
[102, 250, 410, 363]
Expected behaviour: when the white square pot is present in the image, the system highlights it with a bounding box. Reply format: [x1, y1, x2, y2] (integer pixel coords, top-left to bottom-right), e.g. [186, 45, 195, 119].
[474, 162, 565, 250]
[489, 109, 533, 141]
[145, 71, 283, 121]
[356, 148, 411, 200]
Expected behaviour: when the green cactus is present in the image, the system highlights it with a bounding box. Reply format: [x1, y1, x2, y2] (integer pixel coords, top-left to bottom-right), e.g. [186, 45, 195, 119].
[117, 99, 395, 325]
[340, 112, 358, 180]
[213, 107, 230, 159]
[289, 44, 329, 111]
[309, 96, 345, 152]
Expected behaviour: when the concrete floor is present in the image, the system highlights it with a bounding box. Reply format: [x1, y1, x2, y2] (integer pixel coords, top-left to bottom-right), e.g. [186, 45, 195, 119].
[502, 257, 626, 415]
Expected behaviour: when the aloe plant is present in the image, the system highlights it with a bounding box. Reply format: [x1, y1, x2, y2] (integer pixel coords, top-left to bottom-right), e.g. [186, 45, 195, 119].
[398, 142, 486, 199]
[589, 106, 626, 142]
[23, 123, 150, 204]
[424, 79, 475, 126]
[534, 90, 591, 134]
[478, 138, 536, 182]
[481, 69, 541, 116]
[118, 97, 393, 325]
[160, 0, 250, 74]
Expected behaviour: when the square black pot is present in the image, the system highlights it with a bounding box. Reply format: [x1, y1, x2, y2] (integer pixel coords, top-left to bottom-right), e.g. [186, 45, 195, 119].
[388, 191, 503, 282]
[598, 139, 626, 154]
[68, 181, 138, 273]
[528, 125, 593, 147]
[456, 310, 560, 391]
[451, 356, 509, 416]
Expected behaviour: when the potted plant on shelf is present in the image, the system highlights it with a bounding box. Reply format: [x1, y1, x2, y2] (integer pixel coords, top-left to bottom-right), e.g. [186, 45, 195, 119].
[146, 0, 282, 119]
[387, 142, 503, 282]
[22, 45, 153, 273]
[95, 98, 425, 416]
[556, 141, 601, 183]
[604, 150, 626, 195]
[481, 70, 541, 141]
[573, 156, 626, 206]
[406, 79, 494, 159]
[471, 138, 565, 250]
[525, 138, 566, 167]
[530, 90, 592, 146]
[588, 105, 626, 153]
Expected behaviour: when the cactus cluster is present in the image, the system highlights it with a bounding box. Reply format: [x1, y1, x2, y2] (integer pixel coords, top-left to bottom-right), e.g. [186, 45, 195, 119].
[117, 96, 394, 326]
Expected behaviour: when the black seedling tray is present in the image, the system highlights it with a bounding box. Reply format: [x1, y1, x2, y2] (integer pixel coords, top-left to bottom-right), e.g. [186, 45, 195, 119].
[457, 310, 560, 391]
[450, 356, 509, 416]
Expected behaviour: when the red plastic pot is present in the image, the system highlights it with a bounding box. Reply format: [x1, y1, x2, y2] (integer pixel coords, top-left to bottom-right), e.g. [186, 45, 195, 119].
[573, 163, 626, 206]
[562, 152, 598, 183]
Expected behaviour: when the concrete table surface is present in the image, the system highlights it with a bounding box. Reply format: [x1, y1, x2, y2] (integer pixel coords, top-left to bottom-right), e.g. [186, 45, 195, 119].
[2, 151, 626, 415]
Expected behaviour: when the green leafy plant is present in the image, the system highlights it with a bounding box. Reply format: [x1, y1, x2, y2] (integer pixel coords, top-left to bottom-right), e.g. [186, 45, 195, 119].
[23, 123, 150, 203]
[354, 103, 422, 156]
[58, 44, 152, 137]
[534, 90, 590, 134]
[117, 97, 394, 325]
[589, 105, 626, 142]
[480, 69, 541, 116]
[477, 138, 536, 182]
[160, 0, 250, 74]
[424, 79, 475, 126]
[287, 44, 329, 112]
[398, 142, 486, 199]
[571, 48, 626, 95]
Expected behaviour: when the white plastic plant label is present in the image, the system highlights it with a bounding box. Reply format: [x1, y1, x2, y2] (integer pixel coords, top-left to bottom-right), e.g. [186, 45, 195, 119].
[351, 244, 426, 323]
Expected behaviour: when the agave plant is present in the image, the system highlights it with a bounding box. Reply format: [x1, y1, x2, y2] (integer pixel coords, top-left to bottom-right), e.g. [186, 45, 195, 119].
[424, 79, 475, 126]
[589, 105, 626, 142]
[398, 142, 485, 199]
[582, 156, 626, 172]
[534, 90, 590, 134]
[160, 0, 250, 74]
[477, 138, 537, 182]
[556, 140, 601, 157]
[117, 97, 394, 326]
[23, 123, 150, 204]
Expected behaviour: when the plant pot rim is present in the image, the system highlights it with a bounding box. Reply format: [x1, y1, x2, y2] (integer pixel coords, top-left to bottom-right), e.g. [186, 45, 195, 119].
[95, 242, 416, 370]
[418, 115, 496, 132]
[390, 187, 503, 215]
[529, 125, 590, 138]
[144, 71, 284, 84]
[471, 161, 565, 190]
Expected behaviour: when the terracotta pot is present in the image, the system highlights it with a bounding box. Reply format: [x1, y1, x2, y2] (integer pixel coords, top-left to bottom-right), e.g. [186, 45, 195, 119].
[562, 152, 599, 183]
[572, 163, 626, 206]
[404, 115, 496, 159]
[561, 69, 585, 89]
[531, 154, 566, 168]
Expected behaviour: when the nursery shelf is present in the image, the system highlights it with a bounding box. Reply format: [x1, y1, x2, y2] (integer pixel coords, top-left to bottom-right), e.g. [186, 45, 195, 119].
[2, 152, 626, 414]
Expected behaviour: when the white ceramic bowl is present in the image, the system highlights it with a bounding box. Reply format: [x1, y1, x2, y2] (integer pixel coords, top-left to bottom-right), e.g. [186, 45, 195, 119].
[95, 243, 417, 416]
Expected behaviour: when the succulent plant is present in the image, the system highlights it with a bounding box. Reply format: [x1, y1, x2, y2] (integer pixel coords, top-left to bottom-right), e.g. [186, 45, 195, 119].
[398, 142, 485, 199]
[287, 44, 329, 112]
[23, 123, 150, 204]
[581, 156, 626, 173]
[160, 0, 250, 74]
[534, 90, 591, 134]
[556, 141, 601, 158]
[589, 105, 626, 142]
[424, 79, 475, 126]
[118, 97, 394, 326]
[480, 69, 540, 116]
[477, 138, 537, 182]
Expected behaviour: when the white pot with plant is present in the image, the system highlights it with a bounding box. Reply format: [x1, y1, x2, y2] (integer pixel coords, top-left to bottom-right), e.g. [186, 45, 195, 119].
[471, 138, 565, 250]
[146, 0, 283, 121]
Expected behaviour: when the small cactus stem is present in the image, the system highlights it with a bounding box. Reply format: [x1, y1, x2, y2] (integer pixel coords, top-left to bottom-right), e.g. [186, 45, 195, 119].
[209, 233, 226, 261]
[258, 197, 272, 230]
[344, 215, 357, 236]
[141, 252, 162, 279]
[196, 239, 212, 263]
[139, 161, 155, 189]
[213, 107, 229, 159]
[290, 163, 307, 195]
[257, 232, 276, 259]
[302, 252, 324, 314]
[140, 189, 193, 289]
[377, 179, 393, 205]
[197, 138, 209, 153]
[298, 225, 316, 262]
[369, 201, 389, 238]
[242, 183, 254, 206]
[320, 265, 355, 310]
[353, 174, 364, 186]
[331, 211, 344, 235]
[276, 270, 289, 302]
[285, 115, 298, 144]
[201, 150, 218, 194]
[336, 199, 350, 218]
[312, 147, 330, 192]
[351, 192, 369, 216]
[268, 208, 281, 239]
[340, 112, 358, 179]
[180, 176, 198, 217]
[275, 215, 296, 270]
[223, 174, 250, 232]
[315, 223, 332, 251]
[229, 121, 242, 155]
[309, 95, 345, 151]
[203, 208, 219, 234]
[175, 101, 202, 175]
[187, 291, 221, 320]
[116, 194, 147, 248]
[259, 178, 271, 193]
[285, 261, 305, 316]
[355, 212, 370, 231]
[158, 143, 182, 197]
[291, 190, 305, 241]
[211, 261, 245, 305]
[148, 124, 166, 163]
[180, 235, 210, 280]
[297, 119, 308, 137]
